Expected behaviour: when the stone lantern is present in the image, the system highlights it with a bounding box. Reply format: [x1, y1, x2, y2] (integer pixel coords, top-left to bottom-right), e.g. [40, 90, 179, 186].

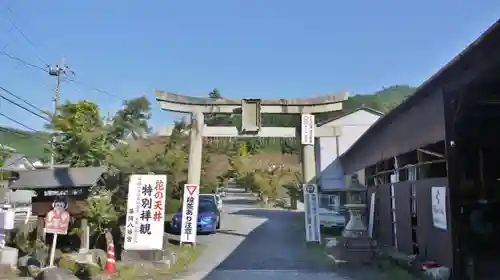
[325, 174, 374, 265]
[342, 174, 368, 237]
[342, 187, 369, 238]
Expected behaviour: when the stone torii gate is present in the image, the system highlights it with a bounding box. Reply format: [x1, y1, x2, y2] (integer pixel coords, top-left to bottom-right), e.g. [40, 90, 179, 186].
[155, 90, 347, 186]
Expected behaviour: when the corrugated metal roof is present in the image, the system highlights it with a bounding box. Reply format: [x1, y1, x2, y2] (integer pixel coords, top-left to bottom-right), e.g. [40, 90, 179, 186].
[2, 153, 35, 171]
[10, 166, 106, 190]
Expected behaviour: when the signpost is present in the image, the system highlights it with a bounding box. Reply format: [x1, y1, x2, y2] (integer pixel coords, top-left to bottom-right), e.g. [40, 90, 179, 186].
[180, 184, 200, 245]
[431, 186, 447, 230]
[301, 114, 315, 145]
[45, 198, 70, 267]
[124, 174, 167, 250]
[303, 184, 321, 243]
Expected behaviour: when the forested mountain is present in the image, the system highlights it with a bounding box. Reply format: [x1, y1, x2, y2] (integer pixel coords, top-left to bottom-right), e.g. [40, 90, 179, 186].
[0, 85, 415, 158]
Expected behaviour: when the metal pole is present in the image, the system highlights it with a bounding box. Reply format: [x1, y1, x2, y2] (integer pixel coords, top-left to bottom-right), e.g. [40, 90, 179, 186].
[48, 233, 58, 267]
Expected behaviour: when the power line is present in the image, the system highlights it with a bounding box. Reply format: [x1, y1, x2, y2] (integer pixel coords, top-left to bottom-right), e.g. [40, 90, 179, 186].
[67, 77, 123, 99]
[0, 123, 49, 142]
[0, 85, 48, 116]
[0, 1, 46, 65]
[0, 87, 51, 122]
[0, 50, 126, 100]
[0, 50, 47, 72]
[0, 111, 38, 133]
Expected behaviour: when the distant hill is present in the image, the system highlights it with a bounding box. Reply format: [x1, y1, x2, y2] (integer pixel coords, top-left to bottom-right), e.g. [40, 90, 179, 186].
[0, 85, 415, 158]
[0, 128, 50, 159]
[343, 85, 416, 113]
[313, 84, 416, 124]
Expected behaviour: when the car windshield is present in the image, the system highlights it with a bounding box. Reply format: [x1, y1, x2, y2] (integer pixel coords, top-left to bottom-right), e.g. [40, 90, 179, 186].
[178, 201, 215, 213]
[198, 202, 215, 213]
[200, 195, 215, 202]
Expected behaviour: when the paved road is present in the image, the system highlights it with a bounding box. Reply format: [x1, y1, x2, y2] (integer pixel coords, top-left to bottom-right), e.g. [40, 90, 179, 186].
[177, 188, 385, 280]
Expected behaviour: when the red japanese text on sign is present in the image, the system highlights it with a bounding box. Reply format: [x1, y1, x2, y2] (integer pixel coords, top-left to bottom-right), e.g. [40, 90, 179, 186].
[153, 180, 165, 222]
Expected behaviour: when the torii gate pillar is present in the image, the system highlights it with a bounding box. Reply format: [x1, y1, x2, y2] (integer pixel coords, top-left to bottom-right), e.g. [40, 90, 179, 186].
[155, 91, 348, 187]
[187, 111, 204, 185]
[302, 136, 316, 186]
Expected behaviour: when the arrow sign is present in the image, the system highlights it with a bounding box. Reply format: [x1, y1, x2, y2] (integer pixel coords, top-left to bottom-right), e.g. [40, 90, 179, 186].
[186, 184, 198, 196]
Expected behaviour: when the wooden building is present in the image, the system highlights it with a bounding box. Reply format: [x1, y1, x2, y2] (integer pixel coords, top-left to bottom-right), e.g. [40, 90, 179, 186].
[339, 19, 500, 279]
[9, 166, 106, 251]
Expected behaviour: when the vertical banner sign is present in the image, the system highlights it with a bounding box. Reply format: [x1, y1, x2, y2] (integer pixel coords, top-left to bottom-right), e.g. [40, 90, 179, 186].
[431, 186, 447, 230]
[180, 184, 200, 244]
[303, 184, 321, 242]
[124, 174, 167, 250]
[368, 192, 376, 238]
[301, 114, 315, 145]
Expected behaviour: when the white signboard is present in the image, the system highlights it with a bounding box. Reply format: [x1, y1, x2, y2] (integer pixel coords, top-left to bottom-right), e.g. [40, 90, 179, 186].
[301, 114, 315, 145]
[303, 184, 321, 242]
[180, 184, 200, 244]
[431, 186, 447, 230]
[124, 174, 167, 250]
[368, 192, 376, 238]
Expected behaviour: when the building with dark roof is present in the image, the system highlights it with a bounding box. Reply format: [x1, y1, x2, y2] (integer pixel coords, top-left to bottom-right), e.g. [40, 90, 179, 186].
[338, 19, 500, 279]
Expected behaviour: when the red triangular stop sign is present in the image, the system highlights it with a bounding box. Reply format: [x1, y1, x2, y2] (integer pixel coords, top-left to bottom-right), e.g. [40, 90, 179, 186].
[186, 185, 197, 196]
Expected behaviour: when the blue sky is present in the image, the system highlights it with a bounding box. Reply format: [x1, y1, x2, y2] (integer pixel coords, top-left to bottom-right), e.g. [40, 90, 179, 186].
[0, 1, 499, 132]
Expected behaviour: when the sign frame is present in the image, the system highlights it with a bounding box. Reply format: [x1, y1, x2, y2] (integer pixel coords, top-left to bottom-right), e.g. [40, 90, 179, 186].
[180, 184, 200, 245]
[301, 114, 315, 145]
[303, 183, 321, 243]
[124, 174, 167, 251]
[431, 186, 447, 230]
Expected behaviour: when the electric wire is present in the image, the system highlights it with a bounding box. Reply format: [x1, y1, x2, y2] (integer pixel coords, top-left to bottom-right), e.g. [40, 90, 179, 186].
[0, 50, 47, 72]
[0, 1, 47, 65]
[0, 50, 125, 100]
[0, 111, 39, 133]
[0, 87, 51, 122]
[0, 86, 48, 117]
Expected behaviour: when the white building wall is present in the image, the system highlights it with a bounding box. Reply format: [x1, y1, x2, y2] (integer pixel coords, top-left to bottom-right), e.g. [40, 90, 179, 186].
[316, 109, 381, 191]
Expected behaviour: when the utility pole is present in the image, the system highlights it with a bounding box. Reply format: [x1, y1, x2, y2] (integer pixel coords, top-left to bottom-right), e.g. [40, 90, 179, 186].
[47, 60, 74, 169]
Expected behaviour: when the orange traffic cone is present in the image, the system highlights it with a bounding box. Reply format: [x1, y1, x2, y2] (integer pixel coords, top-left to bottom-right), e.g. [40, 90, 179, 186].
[104, 242, 116, 273]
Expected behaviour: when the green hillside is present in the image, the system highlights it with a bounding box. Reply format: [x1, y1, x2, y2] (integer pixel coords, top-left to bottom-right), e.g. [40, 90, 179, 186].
[0, 85, 415, 158]
[0, 128, 50, 159]
[343, 85, 415, 113]
[316, 85, 416, 123]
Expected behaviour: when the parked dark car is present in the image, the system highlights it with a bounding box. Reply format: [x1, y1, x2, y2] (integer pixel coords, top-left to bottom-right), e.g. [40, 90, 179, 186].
[170, 200, 221, 234]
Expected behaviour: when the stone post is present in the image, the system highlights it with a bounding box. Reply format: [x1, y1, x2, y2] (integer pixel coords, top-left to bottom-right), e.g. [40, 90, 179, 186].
[187, 111, 204, 185]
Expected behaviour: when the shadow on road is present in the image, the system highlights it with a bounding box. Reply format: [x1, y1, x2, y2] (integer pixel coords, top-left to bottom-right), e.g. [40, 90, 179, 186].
[202, 208, 386, 280]
[208, 208, 331, 272]
[222, 198, 259, 206]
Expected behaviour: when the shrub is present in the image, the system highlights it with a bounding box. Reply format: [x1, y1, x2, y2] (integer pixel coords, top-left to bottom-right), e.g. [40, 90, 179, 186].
[165, 198, 182, 214]
[76, 263, 101, 278]
[58, 256, 79, 273]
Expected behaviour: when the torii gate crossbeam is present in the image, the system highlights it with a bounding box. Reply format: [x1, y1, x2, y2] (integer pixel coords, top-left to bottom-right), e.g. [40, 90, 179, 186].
[155, 90, 348, 187]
